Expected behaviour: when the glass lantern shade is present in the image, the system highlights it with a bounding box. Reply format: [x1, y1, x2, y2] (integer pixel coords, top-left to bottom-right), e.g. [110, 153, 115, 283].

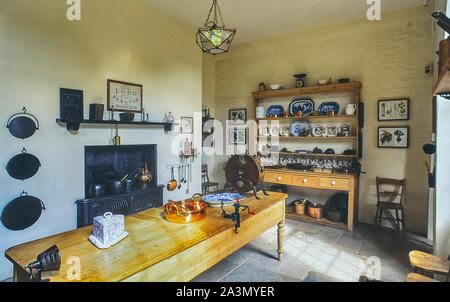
[196, 0, 236, 55]
[196, 27, 236, 55]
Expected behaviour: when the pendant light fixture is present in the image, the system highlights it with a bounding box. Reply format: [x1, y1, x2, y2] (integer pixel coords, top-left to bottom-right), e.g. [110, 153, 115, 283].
[196, 0, 236, 55]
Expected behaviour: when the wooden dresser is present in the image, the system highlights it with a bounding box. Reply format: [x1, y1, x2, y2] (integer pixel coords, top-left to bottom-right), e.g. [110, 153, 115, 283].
[265, 168, 358, 231]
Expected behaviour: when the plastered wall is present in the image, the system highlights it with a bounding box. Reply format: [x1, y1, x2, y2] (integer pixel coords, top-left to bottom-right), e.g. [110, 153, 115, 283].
[0, 0, 202, 279]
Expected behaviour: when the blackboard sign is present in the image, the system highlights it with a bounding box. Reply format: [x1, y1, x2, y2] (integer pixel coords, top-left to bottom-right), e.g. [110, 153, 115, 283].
[60, 88, 83, 121]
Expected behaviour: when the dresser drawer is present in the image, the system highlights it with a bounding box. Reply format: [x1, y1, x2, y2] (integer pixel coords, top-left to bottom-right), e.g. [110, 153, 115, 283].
[265, 172, 292, 185]
[291, 175, 320, 187]
[319, 177, 350, 190]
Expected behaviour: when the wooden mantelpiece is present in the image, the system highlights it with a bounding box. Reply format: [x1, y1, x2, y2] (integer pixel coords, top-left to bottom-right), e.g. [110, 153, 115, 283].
[5, 193, 287, 282]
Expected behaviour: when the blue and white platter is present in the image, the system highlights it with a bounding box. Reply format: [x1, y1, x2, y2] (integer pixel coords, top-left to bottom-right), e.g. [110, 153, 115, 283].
[289, 119, 312, 136]
[203, 193, 246, 207]
[289, 99, 314, 116]
[318, 102, 340, 116]
[266, 105, 284, 117]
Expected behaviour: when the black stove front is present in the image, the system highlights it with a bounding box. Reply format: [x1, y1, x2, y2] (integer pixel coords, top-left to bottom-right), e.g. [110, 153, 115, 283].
[75, 144, 163, 228]
[84, 144, 158, 198]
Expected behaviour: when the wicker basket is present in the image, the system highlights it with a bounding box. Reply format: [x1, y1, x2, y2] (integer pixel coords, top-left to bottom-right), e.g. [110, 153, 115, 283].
[295, 201, 305, 215]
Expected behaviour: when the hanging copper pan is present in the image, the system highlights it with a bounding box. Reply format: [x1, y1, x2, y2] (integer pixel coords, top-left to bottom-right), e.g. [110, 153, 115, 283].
[167, 166, 177, 191]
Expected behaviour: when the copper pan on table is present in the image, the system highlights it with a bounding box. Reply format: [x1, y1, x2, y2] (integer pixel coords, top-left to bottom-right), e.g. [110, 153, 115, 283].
[164, 193, 208, 224]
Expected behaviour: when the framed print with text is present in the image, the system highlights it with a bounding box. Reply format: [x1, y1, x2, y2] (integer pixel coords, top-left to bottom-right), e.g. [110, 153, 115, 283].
[107, 79, 143, 113]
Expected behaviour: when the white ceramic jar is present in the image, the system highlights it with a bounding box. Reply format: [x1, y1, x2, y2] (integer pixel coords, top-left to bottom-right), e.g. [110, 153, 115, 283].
[256, 107, 265, 119]
[346, 104, 356, 115]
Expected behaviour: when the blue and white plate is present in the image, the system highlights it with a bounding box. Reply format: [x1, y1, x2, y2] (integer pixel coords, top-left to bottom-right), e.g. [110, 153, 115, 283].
[203, 193, 246, 207]
[289, 119, 312, 137]
[289, 99, 314, 116]
[318, 102, 340, 116]
[266, 105, 284, 117]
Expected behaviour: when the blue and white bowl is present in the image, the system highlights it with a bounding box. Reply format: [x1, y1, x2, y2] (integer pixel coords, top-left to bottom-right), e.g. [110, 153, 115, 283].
[203, 193, 246, 207]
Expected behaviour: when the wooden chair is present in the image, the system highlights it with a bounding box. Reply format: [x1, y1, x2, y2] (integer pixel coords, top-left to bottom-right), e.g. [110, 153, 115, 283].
[201, 164, 219, 195]
[375, 177, 407, 236]
[409, 251, 450, 280]
[405, 273, 440, 282]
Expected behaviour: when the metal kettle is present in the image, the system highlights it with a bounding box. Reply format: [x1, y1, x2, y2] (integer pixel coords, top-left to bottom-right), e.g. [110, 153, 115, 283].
[136, 161, 152, 186]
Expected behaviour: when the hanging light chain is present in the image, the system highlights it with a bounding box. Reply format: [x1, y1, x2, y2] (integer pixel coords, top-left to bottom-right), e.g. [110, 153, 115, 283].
[204, 0, 226, 28]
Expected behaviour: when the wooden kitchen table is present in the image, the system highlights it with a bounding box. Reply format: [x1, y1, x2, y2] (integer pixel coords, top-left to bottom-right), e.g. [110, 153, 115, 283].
[5, 192, 287, 282]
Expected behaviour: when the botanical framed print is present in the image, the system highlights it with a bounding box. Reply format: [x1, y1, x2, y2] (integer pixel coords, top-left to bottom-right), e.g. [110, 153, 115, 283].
[181, 117, 194, 134]
[378, 126, 409, 148]
[107, 79, 143, 113]
[229, 128, 247, 145]
[229, 108, 247, 125]
[378, 98, 409, 121]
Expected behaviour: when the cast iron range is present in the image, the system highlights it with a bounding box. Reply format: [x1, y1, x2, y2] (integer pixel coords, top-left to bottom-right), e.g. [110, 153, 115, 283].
[220, 198, 255, 233]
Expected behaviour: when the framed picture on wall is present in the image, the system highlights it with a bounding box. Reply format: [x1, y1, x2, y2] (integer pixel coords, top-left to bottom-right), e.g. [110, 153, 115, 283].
[229, 108, 247, 125]
[378, 98, 409, 121]
[229, 128, 247, 145]
[181, 117, 194, 134]
[378, 126, 409, 148]
[107, 79, 143, 113]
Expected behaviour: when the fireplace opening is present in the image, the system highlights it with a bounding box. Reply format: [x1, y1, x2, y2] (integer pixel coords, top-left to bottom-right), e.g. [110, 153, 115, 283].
[84, 144, 158, 199]
[76, 144, 163, 228]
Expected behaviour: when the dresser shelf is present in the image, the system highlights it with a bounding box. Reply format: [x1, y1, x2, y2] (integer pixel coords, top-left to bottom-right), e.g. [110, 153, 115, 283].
[273, 152, 357, 158]
[286, 212, 347, 230]
[258, 136, 357, 141]
[253, 81, 362, 159]
[256, 114, 357, 122]
[253, 82, 362, 99]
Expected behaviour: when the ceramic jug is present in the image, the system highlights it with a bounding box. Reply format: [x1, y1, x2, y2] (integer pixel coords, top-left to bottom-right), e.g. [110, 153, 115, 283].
[346, 104, 356, 115]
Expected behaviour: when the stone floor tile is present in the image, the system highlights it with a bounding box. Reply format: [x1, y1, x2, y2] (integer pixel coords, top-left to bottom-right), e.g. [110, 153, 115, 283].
[335, 233, 363, 253]
[291, 222, 321, 234]
[245, 249, 314, 280]
[219, 262, 299, 282]
[312, 230, 343, 247]
[223, 244, 259, 266]
[191, 259, 239, 282]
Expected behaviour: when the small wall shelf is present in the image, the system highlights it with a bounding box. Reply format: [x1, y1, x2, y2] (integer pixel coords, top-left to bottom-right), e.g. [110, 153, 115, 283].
[56, 119, 174, 132]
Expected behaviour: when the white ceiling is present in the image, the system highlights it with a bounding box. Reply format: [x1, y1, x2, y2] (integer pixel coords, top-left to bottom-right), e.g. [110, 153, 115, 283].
[140, 0, 427, 45]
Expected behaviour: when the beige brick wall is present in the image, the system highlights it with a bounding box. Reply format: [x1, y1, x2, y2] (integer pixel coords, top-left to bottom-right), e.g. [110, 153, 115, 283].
[203, 5, 435, 234]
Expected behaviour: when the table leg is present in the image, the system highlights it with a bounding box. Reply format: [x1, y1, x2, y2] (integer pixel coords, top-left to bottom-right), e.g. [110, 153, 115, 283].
[277, 220, 285, 261]
[13, 264, 30, 282]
